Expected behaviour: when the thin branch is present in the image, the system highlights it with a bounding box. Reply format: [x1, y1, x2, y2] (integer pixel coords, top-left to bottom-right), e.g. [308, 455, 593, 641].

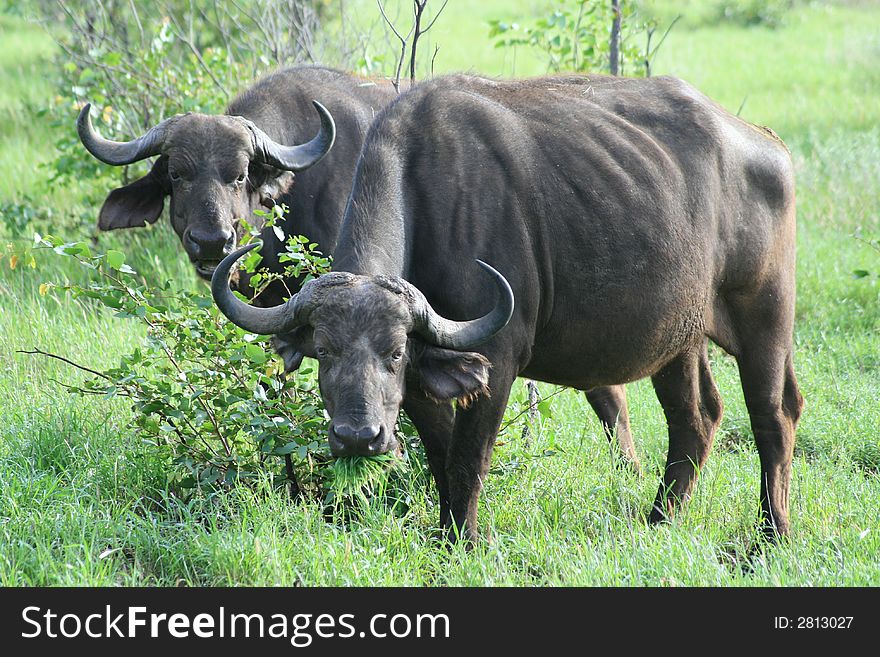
[421, 0, 449, 33]
[431, 43, 440, 78]
[163, 8, 230, 98]
[127, 0, 145, 45]
[649, 14, 681, 58]
[17, 348, 113, 381]
[853, 232, 880, 254]
[645, 13, 681, 77]
[410, 0, 448, 84]
[498, 386, 567, 433]
[377, 0, 414, 93]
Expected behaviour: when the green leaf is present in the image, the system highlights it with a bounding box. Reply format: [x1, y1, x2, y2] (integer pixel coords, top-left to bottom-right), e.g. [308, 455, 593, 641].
[106, 250, 125, 269]
[102, 51, 122, 66]
[852, 269, 871, 278]
[537, 399, 553, 419]
[245, 343, 267, 363]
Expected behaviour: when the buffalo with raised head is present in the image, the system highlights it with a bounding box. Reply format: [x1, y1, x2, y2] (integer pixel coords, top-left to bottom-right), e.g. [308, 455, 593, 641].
[78, 66, 637, 465]
[214, 73, 804, 543]
[77, 66, 390, 296]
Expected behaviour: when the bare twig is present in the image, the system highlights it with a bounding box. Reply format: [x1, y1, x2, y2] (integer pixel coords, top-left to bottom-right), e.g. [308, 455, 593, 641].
[431, 43, 440, 78]
[644, 14, 681, 77]
[377, 0, 414, 93]
[410, 0, 448, 83]
[378, 0, 448, 93]
[17, 348, 113, 381]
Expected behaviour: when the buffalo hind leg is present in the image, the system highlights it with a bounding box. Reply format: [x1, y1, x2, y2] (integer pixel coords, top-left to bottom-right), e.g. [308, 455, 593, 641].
[402, 390, 455, 528]
[736, 346, 803, 539]
[649, 341, 723, 524]
[585, 385, 640, 471]
[445, 361, 517, 545]
[723, 277, 804, 539]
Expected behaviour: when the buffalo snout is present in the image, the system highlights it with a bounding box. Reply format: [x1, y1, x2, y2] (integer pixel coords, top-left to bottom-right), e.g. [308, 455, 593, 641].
[184, 226, 236, 274]
[328, 420, 393, 457]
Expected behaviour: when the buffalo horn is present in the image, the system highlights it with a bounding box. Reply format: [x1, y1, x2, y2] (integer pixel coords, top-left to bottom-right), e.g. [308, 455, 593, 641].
[211, 243, 350, 336]
[408, 260, 514, 350]
[211, 243, 302, 335]
[248, 100, 336, 172]
[77, 103, 175, 166]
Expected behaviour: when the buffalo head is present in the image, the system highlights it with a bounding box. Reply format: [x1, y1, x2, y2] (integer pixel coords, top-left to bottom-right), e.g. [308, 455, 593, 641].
[211, 243, 514, 457]
[77, 102, 335, 279]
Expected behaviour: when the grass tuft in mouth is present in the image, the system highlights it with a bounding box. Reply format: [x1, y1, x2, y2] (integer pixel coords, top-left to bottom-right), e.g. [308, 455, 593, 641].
[326, 454, 402, 505]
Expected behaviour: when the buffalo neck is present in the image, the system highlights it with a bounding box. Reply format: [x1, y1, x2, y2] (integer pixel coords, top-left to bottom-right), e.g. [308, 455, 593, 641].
[331, 134, 410, 280]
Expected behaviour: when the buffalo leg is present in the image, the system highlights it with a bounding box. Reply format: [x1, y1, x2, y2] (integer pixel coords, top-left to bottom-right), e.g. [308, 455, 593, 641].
[445, 362, 517, 544]
[585, 385, 640, 471]
[402, 390, 454, 527]
[723, 276, 803, 539]
[738, 350, 802, 538]
[649, 340, 723, 523]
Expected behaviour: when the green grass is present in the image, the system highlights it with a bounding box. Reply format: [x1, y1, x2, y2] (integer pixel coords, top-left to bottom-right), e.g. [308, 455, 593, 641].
[0, 14, 57, 200]
[0, 2, 878, 585]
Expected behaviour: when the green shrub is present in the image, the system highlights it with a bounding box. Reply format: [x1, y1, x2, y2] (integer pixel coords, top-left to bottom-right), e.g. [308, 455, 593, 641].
[29, 207, 411, 501]
[712, 0, 794, 28]
[488, 0, 655, 76]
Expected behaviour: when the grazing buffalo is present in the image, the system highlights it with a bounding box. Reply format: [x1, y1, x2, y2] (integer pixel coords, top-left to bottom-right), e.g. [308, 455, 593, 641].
[214, 73, 803, 542]
[77, 66, 636, 461]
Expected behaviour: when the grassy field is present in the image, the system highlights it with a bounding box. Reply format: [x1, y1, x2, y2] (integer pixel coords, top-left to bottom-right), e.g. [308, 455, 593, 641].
[0, 1, 878, 586]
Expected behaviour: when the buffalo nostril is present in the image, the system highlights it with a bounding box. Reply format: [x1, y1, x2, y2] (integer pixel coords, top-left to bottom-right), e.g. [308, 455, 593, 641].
[332, 422, 381, 443]
[331, 422, 383, 455]
[187, 227, 235, 260]
[183, 229, 201, 259]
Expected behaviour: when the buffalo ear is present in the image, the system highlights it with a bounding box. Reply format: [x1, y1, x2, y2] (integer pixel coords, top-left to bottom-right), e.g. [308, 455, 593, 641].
[415, 345, 491, 406]
[97, 156, 169, 231]
[256, 170, 296, 208]
[271, 328, 312, 373]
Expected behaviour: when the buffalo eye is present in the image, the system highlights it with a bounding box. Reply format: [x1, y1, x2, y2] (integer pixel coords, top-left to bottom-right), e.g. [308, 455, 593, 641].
[387, 347, 405, 371]
[169, 171, 181, 183]
[315, 346, 330, 359]
[235, 172, 247, 185]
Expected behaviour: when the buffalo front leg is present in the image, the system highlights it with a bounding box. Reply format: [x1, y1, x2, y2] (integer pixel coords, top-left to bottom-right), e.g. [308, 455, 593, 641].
[445, 363, 517, 545]
[649, 340, 723, 524]
[585, 385, 639, 471]
[402, 390, 454, 528]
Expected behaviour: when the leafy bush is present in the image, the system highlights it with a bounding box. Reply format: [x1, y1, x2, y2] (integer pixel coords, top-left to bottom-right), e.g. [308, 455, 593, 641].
[712, 0, 794, 29]
[33, 228, 323, 491]
[29, 208, 410, 501]
[488, 0, 655, 76]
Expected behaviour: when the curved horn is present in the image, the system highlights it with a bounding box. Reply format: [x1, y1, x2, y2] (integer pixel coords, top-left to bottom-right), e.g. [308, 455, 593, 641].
[211, 243, 354, 335]
[249, 100, 336, 172]
[211, 243, 303, 335]
[409, 260, 514, 350]
[77, 103, 175, 166]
